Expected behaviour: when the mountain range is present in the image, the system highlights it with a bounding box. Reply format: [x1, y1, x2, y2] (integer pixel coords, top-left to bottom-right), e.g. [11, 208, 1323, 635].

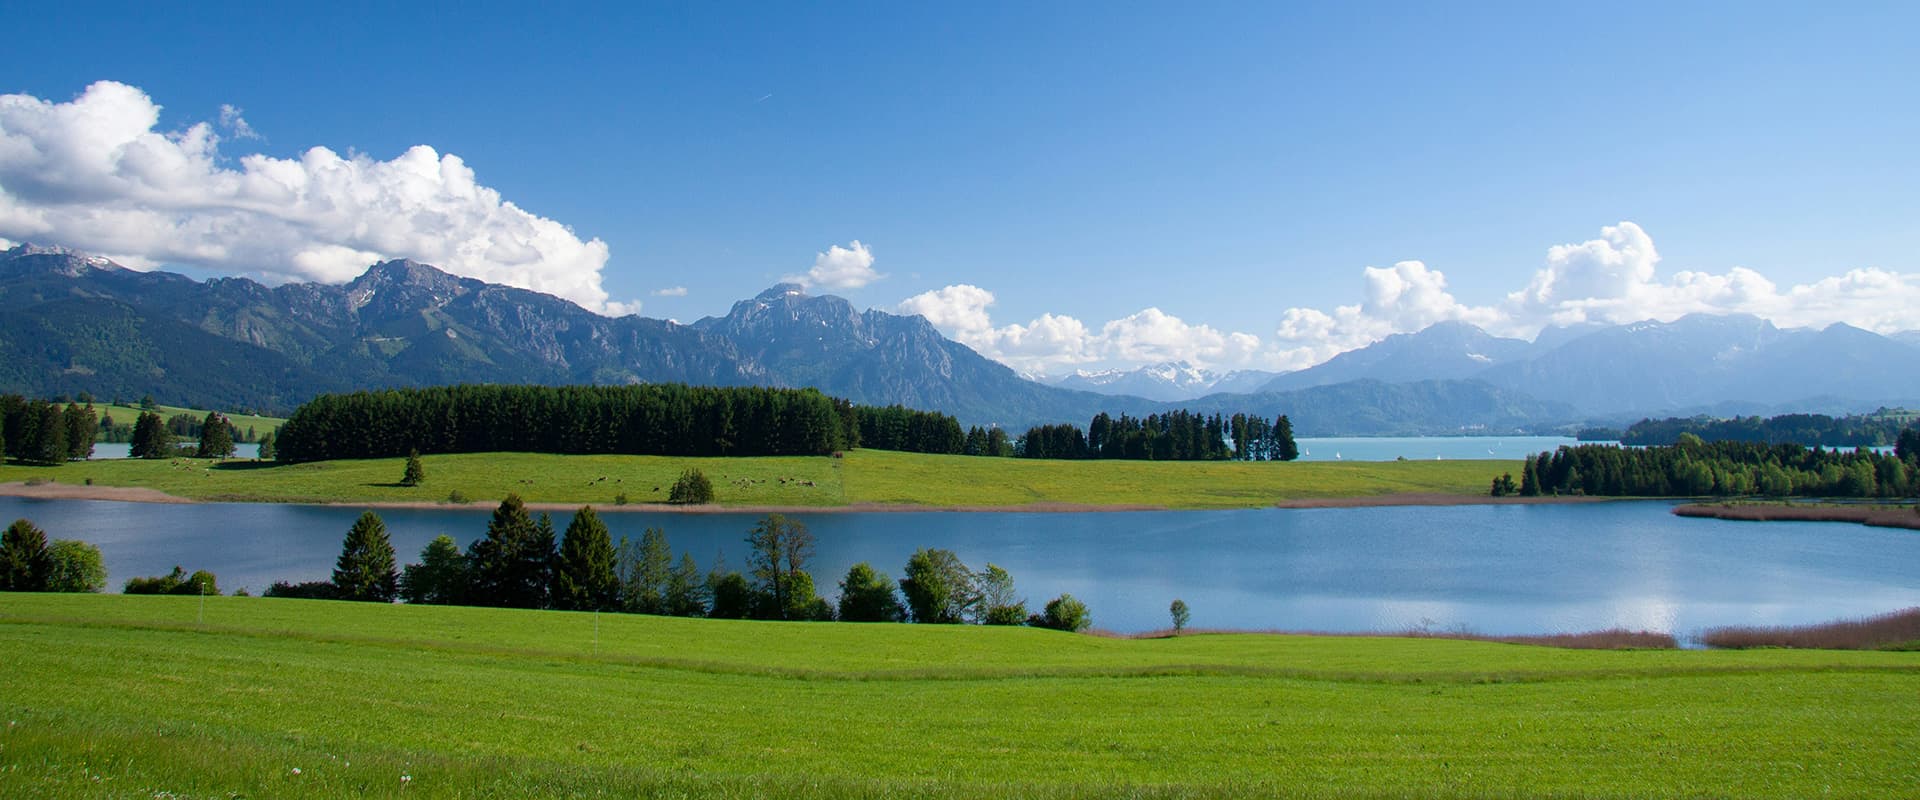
[3, 242, 1916, 434]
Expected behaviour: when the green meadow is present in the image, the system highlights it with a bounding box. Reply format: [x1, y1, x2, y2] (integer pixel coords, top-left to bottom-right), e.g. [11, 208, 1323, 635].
[0, 449, 1507, 508]
[1, 594, 1915, 798]
[88, 402, 287, 441]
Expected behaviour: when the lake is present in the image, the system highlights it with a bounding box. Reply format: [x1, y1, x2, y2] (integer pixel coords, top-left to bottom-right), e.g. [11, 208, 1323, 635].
[1292, 436, 1586, 462]
[4, 497, 1914, 641]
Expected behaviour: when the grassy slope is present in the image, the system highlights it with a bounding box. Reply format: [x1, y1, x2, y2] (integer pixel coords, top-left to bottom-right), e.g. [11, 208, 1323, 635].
[2, 595, 1916, 799]
[0, 449, 1506, 508]
[90, 402, 287, 439]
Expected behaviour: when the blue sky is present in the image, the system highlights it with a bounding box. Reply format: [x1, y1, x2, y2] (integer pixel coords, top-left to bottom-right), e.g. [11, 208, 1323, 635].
[2, 2, 1917, 374]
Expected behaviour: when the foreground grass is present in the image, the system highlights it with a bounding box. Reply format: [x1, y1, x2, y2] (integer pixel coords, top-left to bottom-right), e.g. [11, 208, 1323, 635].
[1, 595, 1915, 798]
[0, 449, 1509, 508]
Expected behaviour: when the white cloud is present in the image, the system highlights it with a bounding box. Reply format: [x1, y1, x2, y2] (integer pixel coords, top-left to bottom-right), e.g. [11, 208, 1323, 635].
[903, 222, 1920, 378]
[1263, 221, 1920, 370]
[217, 104, 259, 140]
[789, 240, 883, 290]
[652, 286, 688, 297]
[0, 81, 634, 313]
[897, 285, 1263, 376]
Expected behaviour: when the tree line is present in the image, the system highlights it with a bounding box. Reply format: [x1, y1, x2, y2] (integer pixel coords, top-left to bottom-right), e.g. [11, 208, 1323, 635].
[264, 497, 1093, 631]
[1490, 433, 1920, 498]
[1019, 411, 1298, 461]
[1620, 411, 1920, 448]
[853, 404, 1012, 457]
[273, 384, 1005, 463]
[1, 395, 249, 462]
[0, 397, 97, 464]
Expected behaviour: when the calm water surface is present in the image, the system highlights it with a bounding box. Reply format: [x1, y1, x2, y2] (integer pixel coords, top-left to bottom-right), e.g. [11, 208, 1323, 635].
[3, 497, 1914, 640]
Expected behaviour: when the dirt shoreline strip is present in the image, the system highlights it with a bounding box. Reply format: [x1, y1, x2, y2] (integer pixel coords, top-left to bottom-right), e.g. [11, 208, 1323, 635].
[1674, 502, 1920, 531]
[3, 480, 1620, 512]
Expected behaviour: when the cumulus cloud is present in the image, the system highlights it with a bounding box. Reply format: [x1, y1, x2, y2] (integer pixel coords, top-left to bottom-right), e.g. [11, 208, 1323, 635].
[0, 80, 634, 313]
[896, 284, 1261, 375]
[789, 240, 883, 290]
[904, 221, 1920, 377]
[1261, 221, 1920, 370]
[651, 286, 688, 297]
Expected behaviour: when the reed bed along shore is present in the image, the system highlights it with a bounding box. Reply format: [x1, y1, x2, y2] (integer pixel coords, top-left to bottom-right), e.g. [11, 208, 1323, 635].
[1701, 608, 1920, 650]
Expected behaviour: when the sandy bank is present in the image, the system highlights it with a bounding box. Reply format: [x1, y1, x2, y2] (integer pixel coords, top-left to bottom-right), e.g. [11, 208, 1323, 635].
[0, 481, 195, 504]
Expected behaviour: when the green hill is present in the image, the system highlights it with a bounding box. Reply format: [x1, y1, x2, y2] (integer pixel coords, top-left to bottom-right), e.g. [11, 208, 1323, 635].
[2, 594, 1915, 798]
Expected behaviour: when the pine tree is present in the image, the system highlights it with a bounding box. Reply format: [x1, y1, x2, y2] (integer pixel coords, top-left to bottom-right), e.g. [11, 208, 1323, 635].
[0, 518, 53, 591]
[197, 411, 234, 459]
[555, 506, 618, 611]
[24, 401, 67, 465]
[401, 449, 426, 486]
[399, 535, 467, 604]
[63, 403, 96, 461]
[1519, 459, 1541, 497]
[129, 411, 171, 459]
[332, 511, 398, 601]
[624, 527, 673, 614]
[1274, 415, 1300, 461]
[468, 494, 548, 608]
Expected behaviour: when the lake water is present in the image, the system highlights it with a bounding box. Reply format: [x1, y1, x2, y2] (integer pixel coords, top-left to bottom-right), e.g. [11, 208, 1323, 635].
[86, 443, 261, 460]
[3, 497, 1914, 640]
[1292, 436, 1584, 462]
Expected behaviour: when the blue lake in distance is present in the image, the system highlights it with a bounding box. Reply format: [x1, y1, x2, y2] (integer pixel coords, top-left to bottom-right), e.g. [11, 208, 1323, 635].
[4, 496, 1914, 640]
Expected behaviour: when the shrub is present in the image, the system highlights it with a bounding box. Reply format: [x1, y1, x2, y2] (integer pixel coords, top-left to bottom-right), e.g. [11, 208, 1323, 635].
[1033, 593, 1091, 632]
[45, 540, 106, 592]
[667, 468, 714, 504]
[982, 603, 1028, 626]
[124, 568, 217, 595]
[445, 489, 472, 504]
[264, 581, 338, 600]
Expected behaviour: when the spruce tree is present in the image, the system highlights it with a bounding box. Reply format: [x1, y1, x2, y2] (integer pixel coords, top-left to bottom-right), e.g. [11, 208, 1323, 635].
[401, 449, 426, 486]
[256, 430, 276, 461]
[332, 511, 398, 602]
[627, 526, 673, 614]
[1274, 415, 1300, 461]
[469, 494, 542, 608]
[25, 401, 67, 465]
[197, 411, 234, 459]
[63, 403, 95, 461]
[129, 411, 171, 459]
[1519, 459, 1541, 497]
[555, 506, 618, 611]
[0, 518, 53, 591]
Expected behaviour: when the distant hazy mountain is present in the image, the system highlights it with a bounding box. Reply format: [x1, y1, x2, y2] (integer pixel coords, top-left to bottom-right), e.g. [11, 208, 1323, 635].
[1259, 321, 1532, 392]
[1180, 379, 1573, 437]
[1476, 314, 1920, 415]
[1892, 331, 1920, 349]
[1049, 361, 1280, 402]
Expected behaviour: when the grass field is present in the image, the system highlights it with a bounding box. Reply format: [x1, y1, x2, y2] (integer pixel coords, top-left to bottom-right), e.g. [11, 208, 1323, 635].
[0, 449, 1510, 508]
[1, 595, 1915, 798]
[88, 402, 287, 441]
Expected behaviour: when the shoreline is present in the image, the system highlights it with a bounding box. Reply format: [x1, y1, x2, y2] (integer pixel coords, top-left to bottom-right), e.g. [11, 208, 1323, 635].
[1674, 502, 1920, 531]
[3, 479, 1627, 512]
